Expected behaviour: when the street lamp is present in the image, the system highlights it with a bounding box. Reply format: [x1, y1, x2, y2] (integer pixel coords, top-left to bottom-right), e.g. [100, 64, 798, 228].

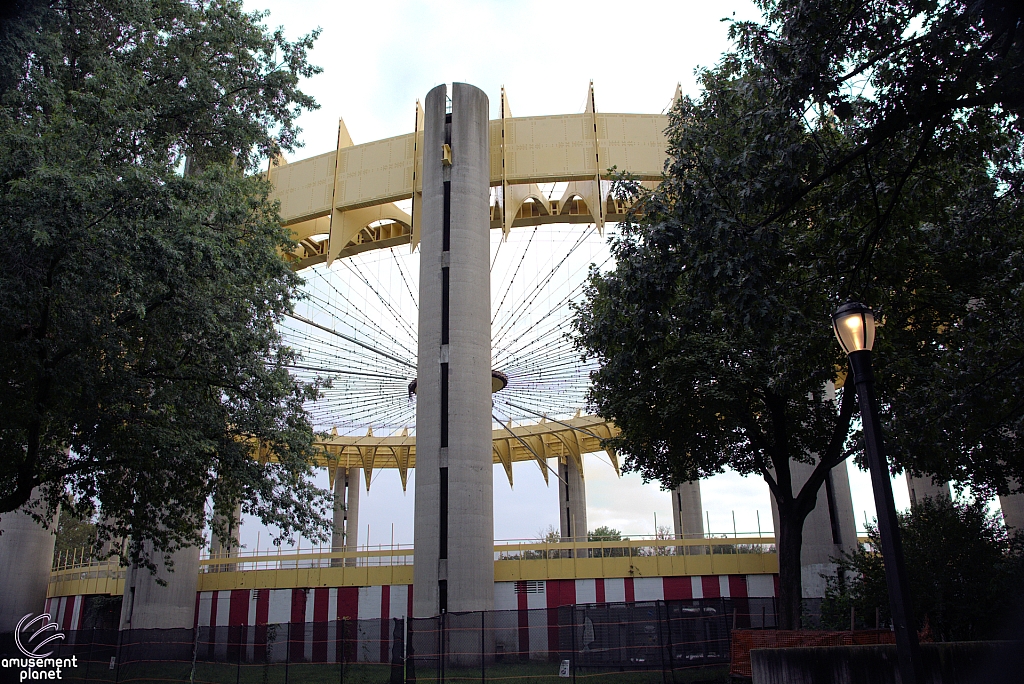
[833, 302, 923, 684]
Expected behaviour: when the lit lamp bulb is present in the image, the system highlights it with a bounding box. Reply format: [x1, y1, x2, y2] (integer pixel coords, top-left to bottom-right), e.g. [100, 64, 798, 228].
[832, 302, 875, 355]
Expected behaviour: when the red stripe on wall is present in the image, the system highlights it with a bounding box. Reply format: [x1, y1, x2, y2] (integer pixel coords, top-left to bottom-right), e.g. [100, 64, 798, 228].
[313, 588, 330, 623]
[663, 577, 693, 601]
[380, 585, 391, 663]
[209, 591, 219, 628]
[701, 576, 721, 599]
[624, 578, 635, 603]
[290, 589, 306, 623]
[729, 575, 751, 629]
[229, 590, 250, 627]
[256, 590, 269, 626]
[773, 575, 780, 598]
[517, 585, 529, 657]
[337, 586, 359, 620]
[407, 585, 414, 618]
[61, 597, 75, 631]
[546, 580, 575, 658]
[289, 590, 307, 663]
[313, 589, 330, 663]
[595, 579, 605, 604]
[337, 587, 358, 664]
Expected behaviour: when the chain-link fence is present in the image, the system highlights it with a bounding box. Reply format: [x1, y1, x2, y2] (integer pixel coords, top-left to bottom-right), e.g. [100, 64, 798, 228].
[1, 597, 778, 683]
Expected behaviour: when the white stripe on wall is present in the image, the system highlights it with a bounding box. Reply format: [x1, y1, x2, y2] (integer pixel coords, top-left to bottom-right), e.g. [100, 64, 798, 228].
[746, 574, 774, 598]
[494, 582, 517, 611]
[633, 578, 663, 602]
[604, 578, 625, 603]
[691, 576, 703, 599]
[197, 592, 214, 627]
[216, 591, 231, 627]
[358, 586, 382, 620]
[575, 579, 596, 604]
[266, 589, 291, 625]
[389, 585, 408, 619]
[69, 596, 82, 630]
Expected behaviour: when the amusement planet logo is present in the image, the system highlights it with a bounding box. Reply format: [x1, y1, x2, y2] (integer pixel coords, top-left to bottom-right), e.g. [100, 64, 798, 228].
[2, 613, 77, 681]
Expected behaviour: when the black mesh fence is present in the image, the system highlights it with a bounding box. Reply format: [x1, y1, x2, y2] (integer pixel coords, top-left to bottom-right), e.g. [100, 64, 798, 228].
[0, 597, 778, 683]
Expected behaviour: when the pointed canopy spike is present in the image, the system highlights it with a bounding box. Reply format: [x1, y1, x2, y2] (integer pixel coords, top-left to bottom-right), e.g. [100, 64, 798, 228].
[501, 85, 512, 119]
[337, 116, 355, 149]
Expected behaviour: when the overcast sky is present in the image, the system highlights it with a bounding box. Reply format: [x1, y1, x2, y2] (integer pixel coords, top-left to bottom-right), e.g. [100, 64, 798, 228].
[232, 0, 918, 555]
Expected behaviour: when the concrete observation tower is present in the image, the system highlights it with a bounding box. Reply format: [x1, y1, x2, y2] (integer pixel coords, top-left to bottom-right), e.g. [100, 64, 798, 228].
[413, 83, 495, 616]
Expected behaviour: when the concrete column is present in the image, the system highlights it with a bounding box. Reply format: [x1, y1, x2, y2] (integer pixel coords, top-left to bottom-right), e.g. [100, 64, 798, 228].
[332, 467, 361, 567]
[0, 489, 59, 631]
[97, 510, 124, 560]
[999, 483, 1024, 532]
[905, 474, 951, 507]
[209, 501, 241, 572]
[771, 458, 858, 599]
[119, 540, 201, 630]
[558, 458, 588, 556]
[413, 82, 494, 617]
[671, 481, 704, 554]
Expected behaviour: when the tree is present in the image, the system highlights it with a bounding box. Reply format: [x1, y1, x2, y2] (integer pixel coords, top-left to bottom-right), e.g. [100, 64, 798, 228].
[588, 525, 628, 558]
[54, 512, 97, 558]
[730, 0, 1024, 499]
[0, 0, 330, 571]
[573, 0, 1023, 627]
[822, 496, 1024, 641]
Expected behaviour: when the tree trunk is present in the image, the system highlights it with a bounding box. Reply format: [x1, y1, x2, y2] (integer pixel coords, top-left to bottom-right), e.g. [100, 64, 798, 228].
[776, 510, 805, 630]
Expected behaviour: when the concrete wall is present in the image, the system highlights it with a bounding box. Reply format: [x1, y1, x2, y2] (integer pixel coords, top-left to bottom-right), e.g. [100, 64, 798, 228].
[118, 540, 200, 630]
[332, 467, 360, 567]
[413, 82, 494, 616]
[0, 489, 59, 631]
[558, 458, 587, 545]
[1000, 484, 1024, 532]
[906, 474, 950, 506]
[750, 642, 1023, 684]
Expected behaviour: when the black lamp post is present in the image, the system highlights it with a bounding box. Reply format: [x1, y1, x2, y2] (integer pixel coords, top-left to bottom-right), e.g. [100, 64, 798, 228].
[832, 302, 923, 684]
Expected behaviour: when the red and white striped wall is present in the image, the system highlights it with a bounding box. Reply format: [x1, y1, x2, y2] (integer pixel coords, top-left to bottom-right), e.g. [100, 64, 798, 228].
[53, 573, 777, 662]
[43, 595, 84, 632]
[190, 574, 776, 631]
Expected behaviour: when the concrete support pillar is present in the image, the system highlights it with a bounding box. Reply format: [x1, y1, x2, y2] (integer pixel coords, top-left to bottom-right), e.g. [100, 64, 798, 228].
[97, 510, 124, 560]
[0, 489, 59, 631]
[413, 82, 494, 617]
[672, 481, 705, 554]
[332, 467, 361, 567]
[771, 458, 858, 599]
[999, 483, 1024, 532]
[209, 501, 241, 572]
[905, 474, 951, 507]
[558, 457, 588, 556]
[119, 540, 201, 630]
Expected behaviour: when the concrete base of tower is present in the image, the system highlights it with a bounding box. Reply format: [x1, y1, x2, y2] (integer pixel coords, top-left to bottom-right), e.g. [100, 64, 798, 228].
[119, 541, 200, 630]
[0, 489, 59, 631]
